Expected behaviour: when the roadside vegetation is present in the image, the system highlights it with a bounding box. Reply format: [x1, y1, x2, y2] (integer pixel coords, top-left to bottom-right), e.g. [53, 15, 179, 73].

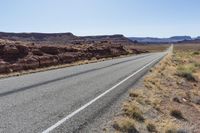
[111, 44, 200, 133]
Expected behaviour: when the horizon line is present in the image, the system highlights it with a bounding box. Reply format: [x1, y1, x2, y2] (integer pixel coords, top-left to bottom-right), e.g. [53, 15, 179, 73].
[0, 31, 199, 38]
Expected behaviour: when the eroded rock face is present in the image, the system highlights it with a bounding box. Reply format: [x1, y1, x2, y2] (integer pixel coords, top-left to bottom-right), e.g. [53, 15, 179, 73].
[4, 45, 19, 54]
[2, 45, 20, 60]
[0, 41, 148, 74]
[16, 44, 29, 57]
[18, 57, 40, 70]
[58, 52, 80, 63]
[0, 44, 29, 62]
[32, 49, 43, 56]
[36, 55, 59, 67]
[40, 46, 60, 55]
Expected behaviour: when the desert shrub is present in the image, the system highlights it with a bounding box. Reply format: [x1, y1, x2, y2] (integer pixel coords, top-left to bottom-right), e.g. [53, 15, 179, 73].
[146, 123, 157, 132]
[192, 51, 200, 55]
[177, 71, 195, 81]
[177, 65, 196, 81]
[170, 110, 184, 120]
[113, 117, 138, 133]
[132, 111, 145, 122]
[123, 104, 145, 122]
[194, 62, 200, 68]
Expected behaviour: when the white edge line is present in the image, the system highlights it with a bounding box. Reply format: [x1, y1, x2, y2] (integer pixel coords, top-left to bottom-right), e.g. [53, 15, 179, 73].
[42, 53, 166, 133]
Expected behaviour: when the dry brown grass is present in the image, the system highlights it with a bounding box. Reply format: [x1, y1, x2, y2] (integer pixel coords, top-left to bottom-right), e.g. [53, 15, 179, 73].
[111, 44, 200, 132]
[113, 117, 138, 133]
[146, 122, 157, 132]
[123, 102, 145, 122]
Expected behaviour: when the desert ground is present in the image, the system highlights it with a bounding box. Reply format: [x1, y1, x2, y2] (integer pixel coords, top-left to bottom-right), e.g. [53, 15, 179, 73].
[110, 44, 200, 133]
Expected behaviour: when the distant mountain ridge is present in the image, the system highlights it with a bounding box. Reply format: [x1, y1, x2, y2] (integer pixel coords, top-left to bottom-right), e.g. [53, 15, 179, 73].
[129, 36, 195, 44]
[0, 32, 134, 45]
[0, 32, 199, 45]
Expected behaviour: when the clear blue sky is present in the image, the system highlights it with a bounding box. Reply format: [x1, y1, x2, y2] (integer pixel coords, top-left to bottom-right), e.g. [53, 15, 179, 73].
[0, 0, 200, 37]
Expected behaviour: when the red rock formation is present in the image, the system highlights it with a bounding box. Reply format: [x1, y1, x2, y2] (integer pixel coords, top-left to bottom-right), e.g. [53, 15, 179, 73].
[0, 60, 9, 73]
[36, 55, 59, 67]
[0, 41, 148, 74]
[18, 57, 40, 70]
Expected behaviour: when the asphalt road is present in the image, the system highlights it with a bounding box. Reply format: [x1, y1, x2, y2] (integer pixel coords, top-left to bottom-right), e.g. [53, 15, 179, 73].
[0, 51, 168, 133]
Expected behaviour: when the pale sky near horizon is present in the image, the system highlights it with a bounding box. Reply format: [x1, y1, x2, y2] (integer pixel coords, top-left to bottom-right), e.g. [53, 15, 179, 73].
[0, 0, 200, 37]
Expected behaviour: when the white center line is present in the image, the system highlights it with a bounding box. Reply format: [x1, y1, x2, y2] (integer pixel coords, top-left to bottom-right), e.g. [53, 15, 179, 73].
[42, 53, 166, 133]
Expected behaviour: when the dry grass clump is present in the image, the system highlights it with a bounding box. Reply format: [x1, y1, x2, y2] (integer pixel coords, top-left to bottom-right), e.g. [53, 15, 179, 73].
[123, 102, 145, 122]
[146, 123, 157, 132]
[113, 117, 138, 133]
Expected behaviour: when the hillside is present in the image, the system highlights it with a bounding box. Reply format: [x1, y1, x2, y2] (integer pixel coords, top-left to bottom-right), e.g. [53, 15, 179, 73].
[0, 33, 146, 75]
[0, 32, 134, 45]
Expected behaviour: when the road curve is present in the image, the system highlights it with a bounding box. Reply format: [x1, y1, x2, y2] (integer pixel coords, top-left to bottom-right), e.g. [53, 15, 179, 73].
[0, 52, 167, 133]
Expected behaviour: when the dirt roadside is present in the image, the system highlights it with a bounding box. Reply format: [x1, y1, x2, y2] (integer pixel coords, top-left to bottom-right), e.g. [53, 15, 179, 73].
[108, 45, 200, 133]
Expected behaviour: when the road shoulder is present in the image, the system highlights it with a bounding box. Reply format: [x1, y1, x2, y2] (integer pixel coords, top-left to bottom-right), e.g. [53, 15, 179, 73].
[109, 50, 200, 133]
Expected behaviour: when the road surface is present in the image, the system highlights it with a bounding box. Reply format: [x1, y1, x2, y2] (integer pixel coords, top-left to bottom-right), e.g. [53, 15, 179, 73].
[0, 51, 168, 133]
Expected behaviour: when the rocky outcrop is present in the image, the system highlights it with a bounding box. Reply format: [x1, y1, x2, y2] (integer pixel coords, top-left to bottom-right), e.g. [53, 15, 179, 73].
[0, 41, 148, 74]
[0, 60, 9, 73]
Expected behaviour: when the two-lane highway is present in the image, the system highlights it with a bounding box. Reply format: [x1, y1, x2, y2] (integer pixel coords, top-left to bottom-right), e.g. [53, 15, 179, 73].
[0, 51, 167, 133]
